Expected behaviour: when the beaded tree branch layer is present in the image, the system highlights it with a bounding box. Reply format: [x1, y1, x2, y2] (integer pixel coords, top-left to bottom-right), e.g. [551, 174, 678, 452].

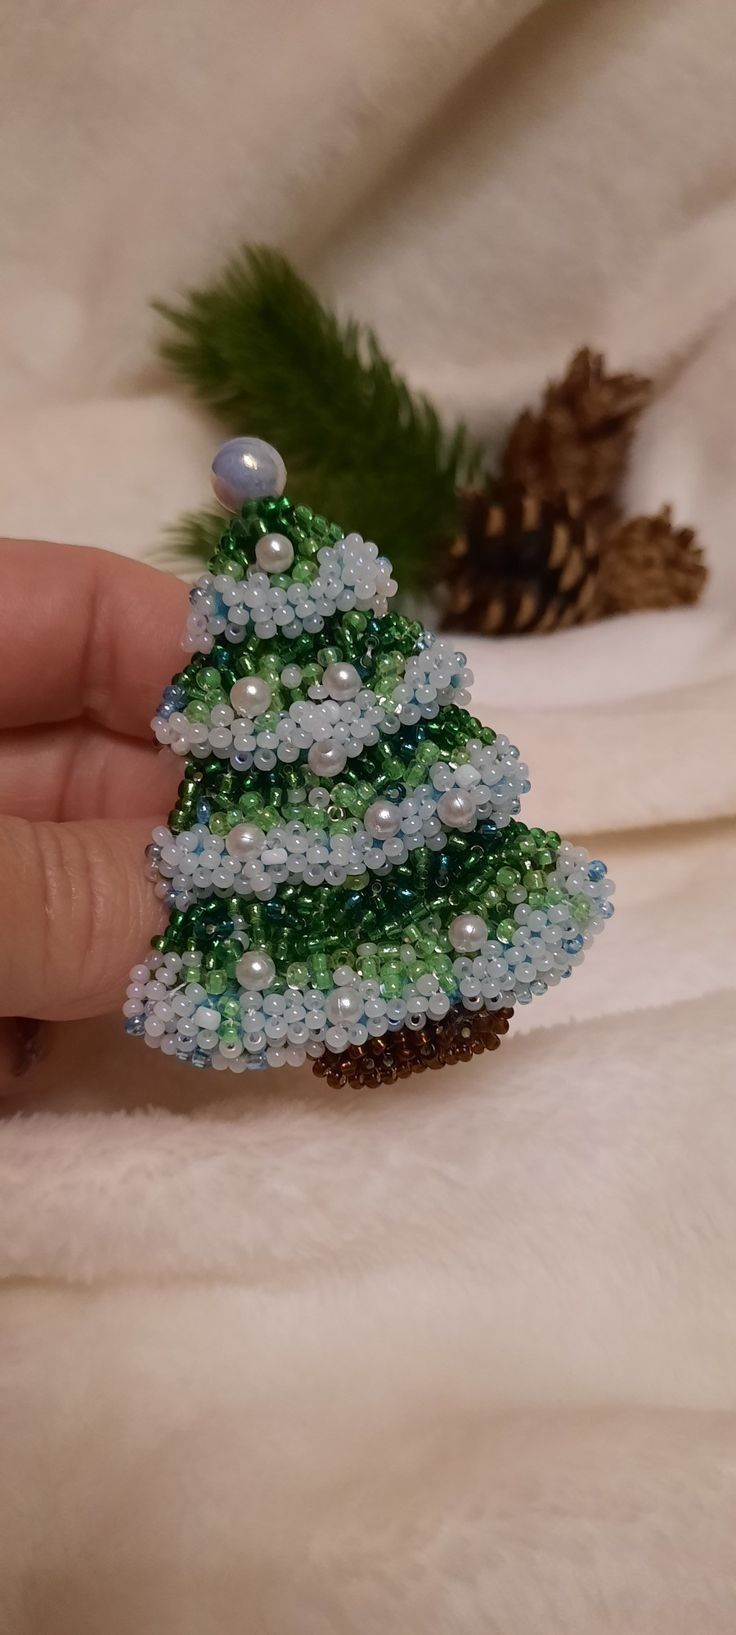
[124, 439, 615, 1086]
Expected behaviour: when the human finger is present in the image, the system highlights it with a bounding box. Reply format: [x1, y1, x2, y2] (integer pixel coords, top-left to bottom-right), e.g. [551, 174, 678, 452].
[0, 540, 188, 737]
[0, 815, 164, 1020]
[0, 723, 180, 821]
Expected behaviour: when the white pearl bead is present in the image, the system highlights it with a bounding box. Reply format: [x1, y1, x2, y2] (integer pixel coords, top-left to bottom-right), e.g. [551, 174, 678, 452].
[255, 532, 295, 574]
[236, 950, 276, 990]
[230, 676, 272, 716]
[448, 913, 488, 953]
[437, 789, 476, 829]
[364, 799, 401, 840]
[307, 742, 347, 778]
[224, 822, 266, 862]
[211, 437, 287, 511]
[322, 661, 361, 701]
[325, 987, 363, 1025]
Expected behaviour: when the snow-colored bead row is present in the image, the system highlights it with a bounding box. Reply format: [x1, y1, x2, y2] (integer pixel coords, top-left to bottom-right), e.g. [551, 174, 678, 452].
[183, 533, 397, 653]
[124, 851, 613, 1070]
[151, 637, 474, 773]
[146, 740, 530, 909]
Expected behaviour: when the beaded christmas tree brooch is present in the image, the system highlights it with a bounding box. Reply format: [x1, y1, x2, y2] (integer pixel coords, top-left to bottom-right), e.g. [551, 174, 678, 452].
[124, 438, 614, 1086]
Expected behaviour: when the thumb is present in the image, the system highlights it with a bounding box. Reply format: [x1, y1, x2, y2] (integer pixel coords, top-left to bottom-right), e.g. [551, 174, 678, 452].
[0, 816, 162, 1020]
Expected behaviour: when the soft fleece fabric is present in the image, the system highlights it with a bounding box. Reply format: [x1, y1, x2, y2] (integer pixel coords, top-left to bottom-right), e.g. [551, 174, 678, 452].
[1, 1, 736, 1629]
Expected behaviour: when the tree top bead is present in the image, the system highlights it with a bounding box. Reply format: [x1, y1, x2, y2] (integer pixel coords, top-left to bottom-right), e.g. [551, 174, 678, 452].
[211, 436, 287, 510]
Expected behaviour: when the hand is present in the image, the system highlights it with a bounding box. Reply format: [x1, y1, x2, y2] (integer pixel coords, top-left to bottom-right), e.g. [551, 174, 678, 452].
[0, 539, 188, 1074]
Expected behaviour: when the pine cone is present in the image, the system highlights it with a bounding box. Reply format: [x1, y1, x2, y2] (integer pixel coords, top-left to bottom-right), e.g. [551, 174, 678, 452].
[595, 507, 707, 617]
[441, 482, 600, 635]
[502, 347, 651, 514]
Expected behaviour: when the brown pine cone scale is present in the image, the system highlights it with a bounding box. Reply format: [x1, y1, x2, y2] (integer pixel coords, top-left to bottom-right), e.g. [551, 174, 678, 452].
[443, 484, 599, 635]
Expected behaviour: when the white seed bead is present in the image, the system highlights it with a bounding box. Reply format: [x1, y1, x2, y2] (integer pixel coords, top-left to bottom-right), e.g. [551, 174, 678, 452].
[307, 742, 347, 778]
[236, 950, 276, 990]
[192, 1006, 221, 1031]
[437, 789, 476, 829]
[219, 1039, 245, 1059]
[448, 912, 488, 953]
[364, 799, 401, 840]
[322, 661, 361, 701]
[230, 675, 272, 716]
[255, 532, 295, 574]
[225, 822, 266, 861]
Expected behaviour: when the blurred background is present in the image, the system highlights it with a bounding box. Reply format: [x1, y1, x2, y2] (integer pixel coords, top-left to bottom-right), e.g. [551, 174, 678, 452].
[1, 0, 735, 602]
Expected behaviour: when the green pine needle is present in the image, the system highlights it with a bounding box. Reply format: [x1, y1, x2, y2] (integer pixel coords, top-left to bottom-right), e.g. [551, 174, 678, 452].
[157, 505, 225, 567]
[156, 246, 484, 590]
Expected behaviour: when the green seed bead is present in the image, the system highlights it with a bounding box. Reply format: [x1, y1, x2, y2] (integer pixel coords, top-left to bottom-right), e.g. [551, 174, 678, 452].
[497, 918, 517, 943]
[209, 813, 229, 836]
[286, 962, 310, 988]
[206, 971, 227, 995]
[196, 667, 221, 692]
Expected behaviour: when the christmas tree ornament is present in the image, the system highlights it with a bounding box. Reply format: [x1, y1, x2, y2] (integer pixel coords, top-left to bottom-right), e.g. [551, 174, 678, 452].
[124, 439, 615, 1086]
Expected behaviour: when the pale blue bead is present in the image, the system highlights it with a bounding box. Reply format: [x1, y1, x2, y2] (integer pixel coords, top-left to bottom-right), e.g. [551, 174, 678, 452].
[211, 437, 287, 510]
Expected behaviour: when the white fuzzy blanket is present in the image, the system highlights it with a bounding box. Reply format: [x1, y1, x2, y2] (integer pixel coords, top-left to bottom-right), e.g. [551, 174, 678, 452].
[1, 1, 736, 1628]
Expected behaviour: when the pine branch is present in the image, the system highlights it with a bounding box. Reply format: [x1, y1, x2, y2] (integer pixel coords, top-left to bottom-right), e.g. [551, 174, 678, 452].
[156, 506, 226, 567]
[156, 246, 484, 589]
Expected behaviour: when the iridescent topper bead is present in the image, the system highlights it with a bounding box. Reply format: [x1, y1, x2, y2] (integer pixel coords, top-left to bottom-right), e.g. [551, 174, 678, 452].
[211, 437, 287, 511]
